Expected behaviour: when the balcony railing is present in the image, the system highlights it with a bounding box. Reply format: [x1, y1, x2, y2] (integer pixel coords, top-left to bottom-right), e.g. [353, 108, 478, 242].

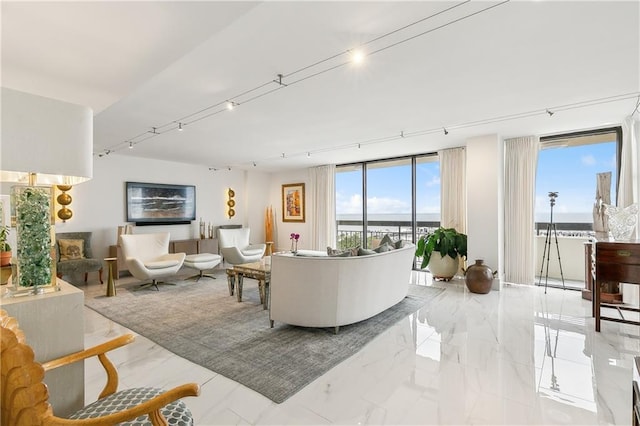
[337, 220, 593, 287]
[337, 220, 594, 249]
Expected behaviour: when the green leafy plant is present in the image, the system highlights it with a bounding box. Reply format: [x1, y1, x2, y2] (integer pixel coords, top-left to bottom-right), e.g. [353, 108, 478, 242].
[0, 225, 11, 252]
[415, 227, 467, 269]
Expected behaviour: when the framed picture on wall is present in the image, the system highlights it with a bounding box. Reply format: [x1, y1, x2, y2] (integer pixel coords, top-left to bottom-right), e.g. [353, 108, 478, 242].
[282, 183, 305, 223]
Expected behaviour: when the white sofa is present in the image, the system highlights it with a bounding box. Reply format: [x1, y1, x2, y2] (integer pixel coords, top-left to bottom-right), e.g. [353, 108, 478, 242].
[269, 243, 415, 333]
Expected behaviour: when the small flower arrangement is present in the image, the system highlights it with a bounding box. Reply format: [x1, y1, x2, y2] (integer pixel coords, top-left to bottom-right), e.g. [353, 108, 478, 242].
[290, 233, 300, 252]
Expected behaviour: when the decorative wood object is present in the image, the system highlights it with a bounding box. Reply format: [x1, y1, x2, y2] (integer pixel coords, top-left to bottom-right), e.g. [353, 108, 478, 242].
[265, 205, 274, 243]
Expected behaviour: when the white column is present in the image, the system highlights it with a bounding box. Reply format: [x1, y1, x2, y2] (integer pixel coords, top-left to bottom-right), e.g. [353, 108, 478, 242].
[465, 134, 504, 290]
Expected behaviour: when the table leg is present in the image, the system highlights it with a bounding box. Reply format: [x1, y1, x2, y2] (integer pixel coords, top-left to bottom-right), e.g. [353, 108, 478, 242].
[237, 274, 244, 302]
[264, 279, 269, 311]
[226, 272, 235, 296]
[258, 279, 265, 305]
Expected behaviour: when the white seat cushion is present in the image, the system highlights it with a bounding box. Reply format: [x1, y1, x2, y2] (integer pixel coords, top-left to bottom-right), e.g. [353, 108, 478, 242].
[184, 253, 221, 263]
[241, 248, 264, 257]
[144, 259, 180, 269]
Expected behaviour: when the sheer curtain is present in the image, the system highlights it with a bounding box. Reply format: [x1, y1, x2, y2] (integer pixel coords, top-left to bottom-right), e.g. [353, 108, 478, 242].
[438, 147, 467, 233]
[309, 164, 336, 250]
[504, 136, 539, 285]
[619, 114, 639, 305]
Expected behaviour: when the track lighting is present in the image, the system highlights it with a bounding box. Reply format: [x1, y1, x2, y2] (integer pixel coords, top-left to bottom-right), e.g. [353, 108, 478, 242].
[546, 109, 554, 116]
[253, 162, 257, 167]
[350, 49, 365, 65]
[281, 153, 285, 158]
[307, 152, 311, 158]
[226, 101, 235, 111]
[443, 128, 449, 135]
[150, 127, 158, 134]
[128, 141, 133, 149]
[178, 122, 184, 131]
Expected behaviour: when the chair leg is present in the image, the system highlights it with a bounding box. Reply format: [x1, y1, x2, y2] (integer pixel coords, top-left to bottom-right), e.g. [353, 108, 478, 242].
[135, 279, 178, 291]
[99, 268, 104, 284]
[185, 270, 217, 282]
[84, 272, 88, 283]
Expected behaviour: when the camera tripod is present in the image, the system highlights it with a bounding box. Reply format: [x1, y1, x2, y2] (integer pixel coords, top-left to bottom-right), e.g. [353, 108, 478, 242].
[538, 192, 565, 294]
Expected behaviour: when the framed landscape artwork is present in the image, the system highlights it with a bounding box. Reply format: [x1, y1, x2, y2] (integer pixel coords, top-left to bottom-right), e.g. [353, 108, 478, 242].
[282, 183, 305, 223]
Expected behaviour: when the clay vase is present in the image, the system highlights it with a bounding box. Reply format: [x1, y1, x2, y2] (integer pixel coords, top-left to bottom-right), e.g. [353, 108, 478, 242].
[465, 259, 494, 294]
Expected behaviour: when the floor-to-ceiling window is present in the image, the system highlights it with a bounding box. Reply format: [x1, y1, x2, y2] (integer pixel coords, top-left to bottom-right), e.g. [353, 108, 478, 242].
[534, 127, 620, 289]
[335, 154, 440, 258]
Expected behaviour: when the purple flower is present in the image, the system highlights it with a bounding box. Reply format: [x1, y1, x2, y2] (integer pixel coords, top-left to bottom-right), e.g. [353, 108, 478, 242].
[290, 233, 300, 241]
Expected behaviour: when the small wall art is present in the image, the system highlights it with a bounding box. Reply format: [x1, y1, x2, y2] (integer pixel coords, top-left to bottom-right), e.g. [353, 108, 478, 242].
[282, 183, 305, 223]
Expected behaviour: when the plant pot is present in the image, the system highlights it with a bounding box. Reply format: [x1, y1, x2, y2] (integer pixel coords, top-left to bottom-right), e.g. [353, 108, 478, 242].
[465, 259, 494, 294]
[0, 251, 11, 267]
[427, 251, 459, 281]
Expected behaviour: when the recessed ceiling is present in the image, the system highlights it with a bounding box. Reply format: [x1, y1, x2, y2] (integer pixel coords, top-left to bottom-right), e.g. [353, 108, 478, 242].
[2, 1, 639, 172]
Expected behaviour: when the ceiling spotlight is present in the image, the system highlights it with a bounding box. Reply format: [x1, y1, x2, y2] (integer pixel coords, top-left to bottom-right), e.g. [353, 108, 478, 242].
[252, 162, 257, 167]
[128, 141, 133, 149]
[546, 109, 554, 116]
[357, 143, 361, 149]
[351, 49, 365, 65]
[307, 152, 311, 158]
[281, 153, 285, 158]
[443, 128, 449, 135]
[227, 101, 235, 111]
[178, 122, 184, 131]
[227, 166, 232, 171]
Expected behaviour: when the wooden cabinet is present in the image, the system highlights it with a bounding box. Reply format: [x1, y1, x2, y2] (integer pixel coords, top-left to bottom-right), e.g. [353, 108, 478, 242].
[110, 238, 218, 279]
[593, 240, 640, 331]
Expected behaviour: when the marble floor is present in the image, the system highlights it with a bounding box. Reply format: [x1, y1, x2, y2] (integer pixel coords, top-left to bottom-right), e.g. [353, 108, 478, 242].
[80, 271, 639, 425]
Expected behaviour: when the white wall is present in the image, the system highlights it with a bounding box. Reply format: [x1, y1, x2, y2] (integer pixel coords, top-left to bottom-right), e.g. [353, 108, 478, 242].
[465, 134, 504, 290]
[268, 169, 311, 252]
[51, 154, 247, 258]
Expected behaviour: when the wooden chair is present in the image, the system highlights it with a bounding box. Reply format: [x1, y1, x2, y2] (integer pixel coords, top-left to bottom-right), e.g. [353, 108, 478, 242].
[0, 309, 200, 425]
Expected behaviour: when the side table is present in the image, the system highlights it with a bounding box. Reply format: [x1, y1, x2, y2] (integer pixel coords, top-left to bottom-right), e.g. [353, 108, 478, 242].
[104, 257, 118, 297]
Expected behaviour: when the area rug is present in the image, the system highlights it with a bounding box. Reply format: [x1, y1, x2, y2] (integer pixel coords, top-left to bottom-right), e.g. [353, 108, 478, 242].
[84, 274, 443, 403]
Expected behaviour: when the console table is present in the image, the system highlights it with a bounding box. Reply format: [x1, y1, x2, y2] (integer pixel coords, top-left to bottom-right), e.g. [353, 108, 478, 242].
[1, 279, 84, 417]
[109, 237, 218, 278]
[593, 240, 640, 332]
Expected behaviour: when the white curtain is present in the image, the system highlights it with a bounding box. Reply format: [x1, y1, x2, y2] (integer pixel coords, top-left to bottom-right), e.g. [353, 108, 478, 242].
[309, 164, 336, 250]
[438, 147, 467, 233]
[504, 136, 539, 285]
[619, 114, 639, 305]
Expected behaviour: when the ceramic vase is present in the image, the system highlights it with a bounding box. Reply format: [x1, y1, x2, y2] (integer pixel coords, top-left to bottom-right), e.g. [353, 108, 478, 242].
[427, 251, 458, 281]
[465, 259, 494, 294]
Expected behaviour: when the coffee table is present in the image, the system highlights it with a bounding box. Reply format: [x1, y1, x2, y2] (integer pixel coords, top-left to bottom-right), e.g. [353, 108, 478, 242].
[227, 259, 271, 310]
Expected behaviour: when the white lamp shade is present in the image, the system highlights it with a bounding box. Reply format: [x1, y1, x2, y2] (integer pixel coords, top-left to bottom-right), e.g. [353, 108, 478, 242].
[1, 87, 93, 185]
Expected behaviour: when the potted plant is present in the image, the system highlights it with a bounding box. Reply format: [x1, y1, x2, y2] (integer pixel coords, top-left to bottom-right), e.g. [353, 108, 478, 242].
[415, 227, 467, 281]
[0, 225, 12, 266]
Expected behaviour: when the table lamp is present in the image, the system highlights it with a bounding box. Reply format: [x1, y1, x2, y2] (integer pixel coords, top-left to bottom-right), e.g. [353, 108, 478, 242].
[1, 87, 93, 294]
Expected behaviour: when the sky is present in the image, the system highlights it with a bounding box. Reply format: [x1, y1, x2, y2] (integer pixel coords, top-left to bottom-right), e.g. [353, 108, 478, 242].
[336, 141, 617, 223]
[535, 141, 617, 221]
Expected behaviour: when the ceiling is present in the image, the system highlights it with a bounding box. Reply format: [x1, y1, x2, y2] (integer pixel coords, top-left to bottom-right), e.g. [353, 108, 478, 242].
[2, 1, 639, 172]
